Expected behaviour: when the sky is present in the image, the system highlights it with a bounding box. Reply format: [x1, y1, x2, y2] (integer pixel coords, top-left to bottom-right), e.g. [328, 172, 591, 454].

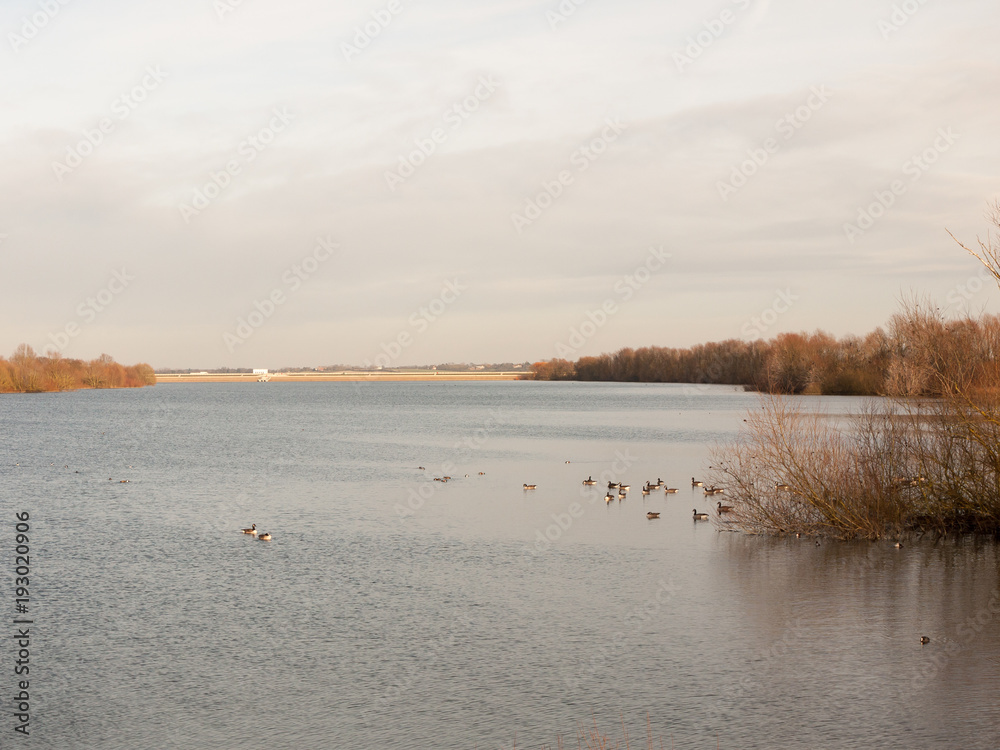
[2, 0, 999, 369]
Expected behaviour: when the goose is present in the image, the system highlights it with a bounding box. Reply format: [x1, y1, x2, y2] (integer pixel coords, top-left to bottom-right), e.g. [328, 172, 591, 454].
[664, 487, 679, 494]
[894, 541, 904, 548]
[417, 466, 426, 470]
[607, 481, 619, 490]
[619, 483, 630, 491]
[257, 532, 272, 541]
[582, 476, 597, 485]
[618, 491, 626, 500]
[646, 512, 660, 519]
[605, 493, 614, 503]
[478, 472, 486, 475]
[920, 636, 930, 645]
[775, 482, 792, 491]
[241, 524, 258, 535]
[717, 501, 734, 514]
[692, 478, 704, 487]
[523, 483, 537, 490]
[641, 486, 651, 496]
[693, 509, 709, 521]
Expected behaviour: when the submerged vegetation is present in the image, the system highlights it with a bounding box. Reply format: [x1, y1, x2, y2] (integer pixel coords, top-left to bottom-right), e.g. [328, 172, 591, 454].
[710, 205, 1000, 539]
[0, 344, 156, 393]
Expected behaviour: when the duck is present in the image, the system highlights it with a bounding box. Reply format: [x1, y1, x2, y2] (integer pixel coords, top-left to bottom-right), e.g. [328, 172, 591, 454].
[523, 483, 537, 490]
[693, 509, 709, 521]
[646, 512, 660, 519]
[664, 487, 679, 494]
[257, 532, 272, 541]
[582, 476, 597, 485]
[920, 636, 930, 645]
[692, 478, 704, 487]
[241, 524, 258, 535]
[717, 501, 734, 514]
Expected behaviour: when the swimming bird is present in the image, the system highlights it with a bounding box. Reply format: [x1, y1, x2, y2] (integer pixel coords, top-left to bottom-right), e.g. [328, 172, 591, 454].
[478, 472, 486, 475]
[646, 512, 660, 519]
[920, 636, 930, 644]
[775, 482, 792, 491]
[717, 501, 734, 514]
[241, 524, 258, 535]
[257, 532, 272, 541]
[418, 466, 426, 470]
[664, 487, 679, 494]
[605, 493, 614, 503]
[894, 541, 904, 548]
[523, 483, 537, 490]
[618, 491, 626, 500]
[641, 486, 650, 495]
[582, 476, 597, 485]
[608, 481, 619, 490]
[619, 483, 630, 491]
[692, 478, 704, 487]
[693, 509, 709, 521]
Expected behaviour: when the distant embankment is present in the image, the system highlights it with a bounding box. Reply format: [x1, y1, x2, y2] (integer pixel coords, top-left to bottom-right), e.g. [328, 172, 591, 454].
[0, 344, 156, 393]
[156, 371, 523, 383]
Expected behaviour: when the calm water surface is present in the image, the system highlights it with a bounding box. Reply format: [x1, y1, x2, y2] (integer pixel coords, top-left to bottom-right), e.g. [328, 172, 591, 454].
[1, 382, 998, 749]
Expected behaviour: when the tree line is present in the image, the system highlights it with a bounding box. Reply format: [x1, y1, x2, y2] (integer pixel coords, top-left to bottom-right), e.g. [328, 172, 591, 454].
[524, 305, 1000, 398]
[0, 344, 156, 393]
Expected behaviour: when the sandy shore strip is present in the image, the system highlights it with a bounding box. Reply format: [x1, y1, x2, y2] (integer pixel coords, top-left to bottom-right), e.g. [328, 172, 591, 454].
[156, 371, 523, 383]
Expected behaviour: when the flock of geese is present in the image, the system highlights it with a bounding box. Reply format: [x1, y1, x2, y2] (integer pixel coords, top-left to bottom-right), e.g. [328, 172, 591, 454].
[240, 524, 272, 541]
[573, 475, 733, 520]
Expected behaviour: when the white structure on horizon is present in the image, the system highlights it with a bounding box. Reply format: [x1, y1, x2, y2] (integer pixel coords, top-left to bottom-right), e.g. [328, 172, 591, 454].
[253, 368, 270, 382]
[253, 368, 268, 375]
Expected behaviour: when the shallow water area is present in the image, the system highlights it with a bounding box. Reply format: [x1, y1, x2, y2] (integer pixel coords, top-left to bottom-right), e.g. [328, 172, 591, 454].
[1, 381, 997, 749]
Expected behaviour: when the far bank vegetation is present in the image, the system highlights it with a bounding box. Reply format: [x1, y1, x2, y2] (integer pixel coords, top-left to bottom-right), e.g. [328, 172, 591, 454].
[0, 345, 156, 393]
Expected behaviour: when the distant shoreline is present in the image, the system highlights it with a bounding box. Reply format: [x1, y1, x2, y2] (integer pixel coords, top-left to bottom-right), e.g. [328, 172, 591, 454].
[155, 371, 523, 383]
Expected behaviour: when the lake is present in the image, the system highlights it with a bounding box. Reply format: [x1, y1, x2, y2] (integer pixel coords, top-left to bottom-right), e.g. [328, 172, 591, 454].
[2, 381, 998, 748]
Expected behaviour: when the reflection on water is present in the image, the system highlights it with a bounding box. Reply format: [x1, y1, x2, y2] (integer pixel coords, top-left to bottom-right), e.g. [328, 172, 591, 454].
[0, 382, 997, 749]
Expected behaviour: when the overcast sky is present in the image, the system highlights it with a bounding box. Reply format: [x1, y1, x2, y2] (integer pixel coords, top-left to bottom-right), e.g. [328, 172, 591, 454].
[2, 0, 998, 369]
